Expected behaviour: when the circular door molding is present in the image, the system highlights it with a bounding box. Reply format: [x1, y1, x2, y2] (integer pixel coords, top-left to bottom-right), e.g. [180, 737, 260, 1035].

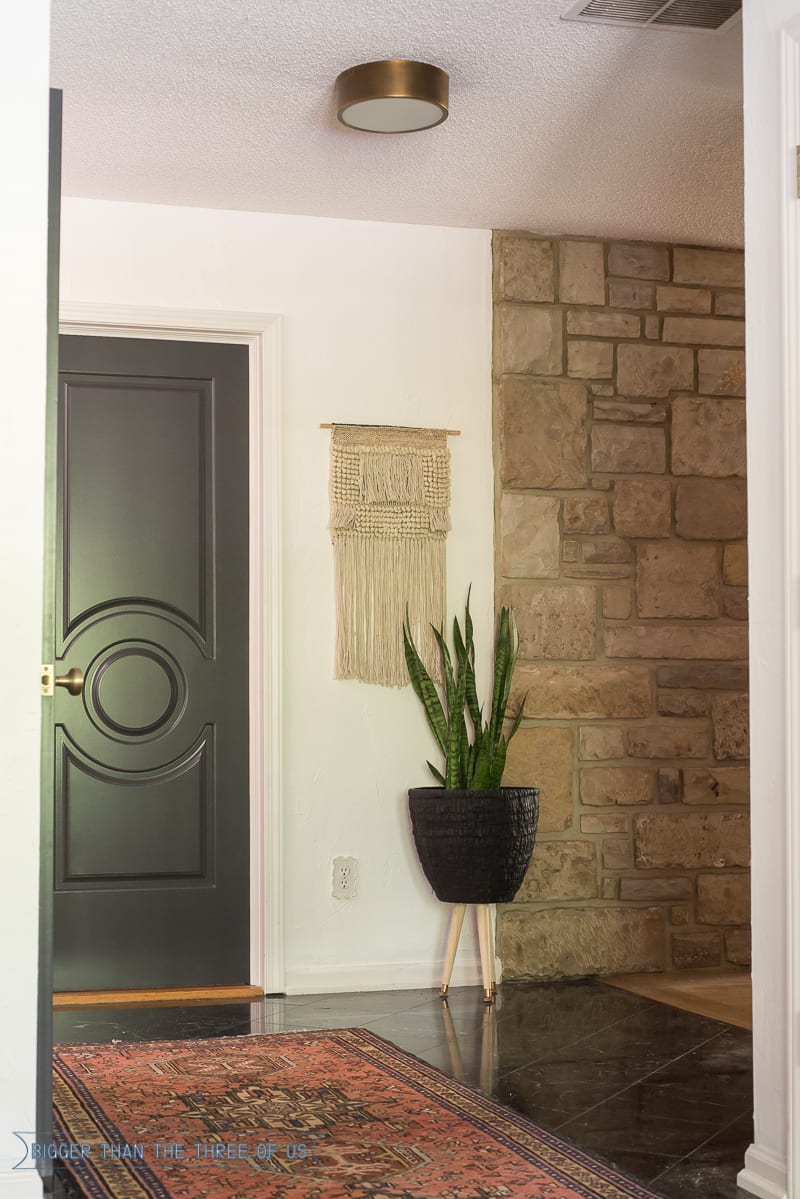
[84, 641, 187, 742]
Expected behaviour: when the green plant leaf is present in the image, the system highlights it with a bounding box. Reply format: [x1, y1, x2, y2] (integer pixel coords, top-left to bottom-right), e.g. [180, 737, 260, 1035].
[431, 624, 456, 719]
[465, 676, 482, 732]
[507, 692, 527, 742]
[465, 654, 482, 734]
[487, 738, 509, 789]
[452, 615, 471, 788]
[426, 760, 446, 785]
[445, 665, 469, 789]
[462, 590, 483, 733]
[488, 607, 511, 744]
[465, 739, 476, 789]
[459, 716, 470, 788]
[403, 623, 448, 756]
[453, 612, 467, 666]
[404, 591, 523, 793]
[510, 606, 520, 658]
[470, 739, 494, 790]
[464, 584, 474, 648]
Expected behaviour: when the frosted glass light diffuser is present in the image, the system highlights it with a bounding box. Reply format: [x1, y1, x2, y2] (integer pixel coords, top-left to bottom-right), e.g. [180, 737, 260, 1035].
[335, 60, 449, 134]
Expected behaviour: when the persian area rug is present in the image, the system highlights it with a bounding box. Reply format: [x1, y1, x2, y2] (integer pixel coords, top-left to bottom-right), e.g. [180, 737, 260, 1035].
[53, 1028, 663, 1199]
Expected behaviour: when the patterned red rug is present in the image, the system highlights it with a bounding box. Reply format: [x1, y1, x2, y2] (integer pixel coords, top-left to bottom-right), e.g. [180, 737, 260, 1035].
[53, 1029, 663, 1198]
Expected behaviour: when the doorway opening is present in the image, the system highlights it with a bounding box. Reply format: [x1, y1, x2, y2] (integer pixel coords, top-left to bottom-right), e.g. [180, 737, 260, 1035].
[51, 304, 284, 997]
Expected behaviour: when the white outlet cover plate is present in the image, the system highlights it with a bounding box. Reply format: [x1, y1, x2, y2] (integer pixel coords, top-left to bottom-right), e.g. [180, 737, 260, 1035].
[332, 856, 357, 899]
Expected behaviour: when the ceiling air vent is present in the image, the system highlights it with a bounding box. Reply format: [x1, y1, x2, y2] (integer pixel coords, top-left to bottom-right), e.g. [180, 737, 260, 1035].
[562, 0, 741, 33]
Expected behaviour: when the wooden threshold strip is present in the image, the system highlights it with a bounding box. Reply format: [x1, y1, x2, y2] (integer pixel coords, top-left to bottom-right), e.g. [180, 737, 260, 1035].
[53, 984, 265, 1010]
[602, 967, 752, 1031]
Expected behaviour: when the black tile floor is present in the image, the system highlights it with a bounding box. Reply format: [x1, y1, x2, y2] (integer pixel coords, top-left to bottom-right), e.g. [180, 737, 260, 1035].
[52, 979, 753, 1199]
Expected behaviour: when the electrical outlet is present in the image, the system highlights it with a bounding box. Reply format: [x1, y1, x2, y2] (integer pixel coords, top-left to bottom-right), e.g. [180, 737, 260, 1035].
[332, 856, 357, 899]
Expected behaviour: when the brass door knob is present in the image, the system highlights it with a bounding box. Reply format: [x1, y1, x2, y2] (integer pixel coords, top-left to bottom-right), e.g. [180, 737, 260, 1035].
[42, 665, 84, 696]
[55, 668, 84, 695]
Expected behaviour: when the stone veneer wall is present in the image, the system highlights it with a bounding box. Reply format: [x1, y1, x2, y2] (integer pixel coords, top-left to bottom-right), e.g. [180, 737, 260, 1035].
[493, 232, 750, 978]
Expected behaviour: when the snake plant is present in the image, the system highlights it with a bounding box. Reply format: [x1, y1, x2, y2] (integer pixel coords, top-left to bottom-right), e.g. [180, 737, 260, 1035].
[403, 591, 526, 790]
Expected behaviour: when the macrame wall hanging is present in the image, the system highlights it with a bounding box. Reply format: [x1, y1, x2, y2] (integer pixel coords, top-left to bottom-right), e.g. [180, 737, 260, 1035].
[327, 423, 452, 686]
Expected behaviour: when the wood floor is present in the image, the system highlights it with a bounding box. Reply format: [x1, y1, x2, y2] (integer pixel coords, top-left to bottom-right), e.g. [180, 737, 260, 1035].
[602, 967, 752, 1030]
[52, 984, 264, 1010]
[53, 974, 752, 1025]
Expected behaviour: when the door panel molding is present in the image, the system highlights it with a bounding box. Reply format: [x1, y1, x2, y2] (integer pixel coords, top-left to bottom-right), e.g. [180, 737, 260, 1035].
[59, 303, 284, 994]
[59, 372, 216, 651]
[55, 723, 214, 889]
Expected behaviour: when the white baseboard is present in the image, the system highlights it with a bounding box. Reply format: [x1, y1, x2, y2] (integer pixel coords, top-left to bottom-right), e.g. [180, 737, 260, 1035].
[0, 1169, 43, 1198]
[285, 956, 483, 995]
[737, 1143, 788, 1199]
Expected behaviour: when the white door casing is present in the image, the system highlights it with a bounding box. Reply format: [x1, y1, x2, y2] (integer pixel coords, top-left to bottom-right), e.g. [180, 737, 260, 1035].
[58, 303, 284, 994]
[740, 5, 800, 1197]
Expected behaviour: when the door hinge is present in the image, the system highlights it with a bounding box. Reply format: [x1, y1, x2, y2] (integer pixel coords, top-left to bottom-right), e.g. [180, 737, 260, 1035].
[41, 664, 54, 697]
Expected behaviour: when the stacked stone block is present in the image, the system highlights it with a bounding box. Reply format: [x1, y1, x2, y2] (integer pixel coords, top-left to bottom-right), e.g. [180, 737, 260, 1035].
[493, 232, 749, 978]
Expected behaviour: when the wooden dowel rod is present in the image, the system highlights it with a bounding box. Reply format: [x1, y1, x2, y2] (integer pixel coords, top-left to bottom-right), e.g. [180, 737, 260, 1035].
[319, 422, 460, 436]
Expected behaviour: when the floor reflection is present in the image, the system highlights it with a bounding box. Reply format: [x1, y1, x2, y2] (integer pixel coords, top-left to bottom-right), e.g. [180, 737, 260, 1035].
[54, 978, 752, 1198]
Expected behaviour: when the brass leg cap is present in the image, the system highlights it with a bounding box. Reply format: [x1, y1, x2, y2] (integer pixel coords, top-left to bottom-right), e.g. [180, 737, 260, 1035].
[483, 989, 495, 1005]
[439, 984, 449, 998]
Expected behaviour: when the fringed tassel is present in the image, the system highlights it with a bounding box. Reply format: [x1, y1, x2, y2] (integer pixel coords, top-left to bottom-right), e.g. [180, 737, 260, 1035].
[329, 502, 359, 529]
[329, 424, 450, 687]
[333, 535, 446, 686]
[359, 452, 425, 504]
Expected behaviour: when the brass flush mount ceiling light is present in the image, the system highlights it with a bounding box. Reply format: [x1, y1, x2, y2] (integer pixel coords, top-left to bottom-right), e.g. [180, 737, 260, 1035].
[335, 60, 449, 134]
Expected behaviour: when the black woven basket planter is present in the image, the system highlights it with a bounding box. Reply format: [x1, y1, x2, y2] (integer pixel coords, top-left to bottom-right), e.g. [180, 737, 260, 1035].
[408, 787, 539, 905]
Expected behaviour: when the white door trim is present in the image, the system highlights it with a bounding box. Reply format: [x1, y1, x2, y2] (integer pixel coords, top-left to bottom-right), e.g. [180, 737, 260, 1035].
[783, 27, 800, 1199]
[741, 19, 800, 1199]
[58, 302, 284, 994]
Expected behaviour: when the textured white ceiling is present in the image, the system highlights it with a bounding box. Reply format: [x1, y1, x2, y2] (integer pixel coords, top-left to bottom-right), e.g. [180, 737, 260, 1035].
[50, 0, 744, 246]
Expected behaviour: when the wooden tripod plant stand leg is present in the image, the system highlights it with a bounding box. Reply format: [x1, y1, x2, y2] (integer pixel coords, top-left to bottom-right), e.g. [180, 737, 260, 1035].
[440, 903, 497, 1004]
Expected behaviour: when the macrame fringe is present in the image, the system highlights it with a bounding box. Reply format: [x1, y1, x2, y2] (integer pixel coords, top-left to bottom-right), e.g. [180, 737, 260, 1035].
[360, 452, 425, 504]
[333, 535, 446, 687]
[329, 423, 450, 687]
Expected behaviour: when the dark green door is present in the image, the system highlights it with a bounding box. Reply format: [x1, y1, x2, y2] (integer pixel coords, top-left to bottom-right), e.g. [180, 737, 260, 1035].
[52, 335, 250, 990]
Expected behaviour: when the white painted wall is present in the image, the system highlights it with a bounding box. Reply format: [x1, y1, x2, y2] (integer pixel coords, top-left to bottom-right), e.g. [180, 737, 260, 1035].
[0, 4, 50, 1197]
[59, 198, 494, 993]
[739, 3, 800, 1197]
